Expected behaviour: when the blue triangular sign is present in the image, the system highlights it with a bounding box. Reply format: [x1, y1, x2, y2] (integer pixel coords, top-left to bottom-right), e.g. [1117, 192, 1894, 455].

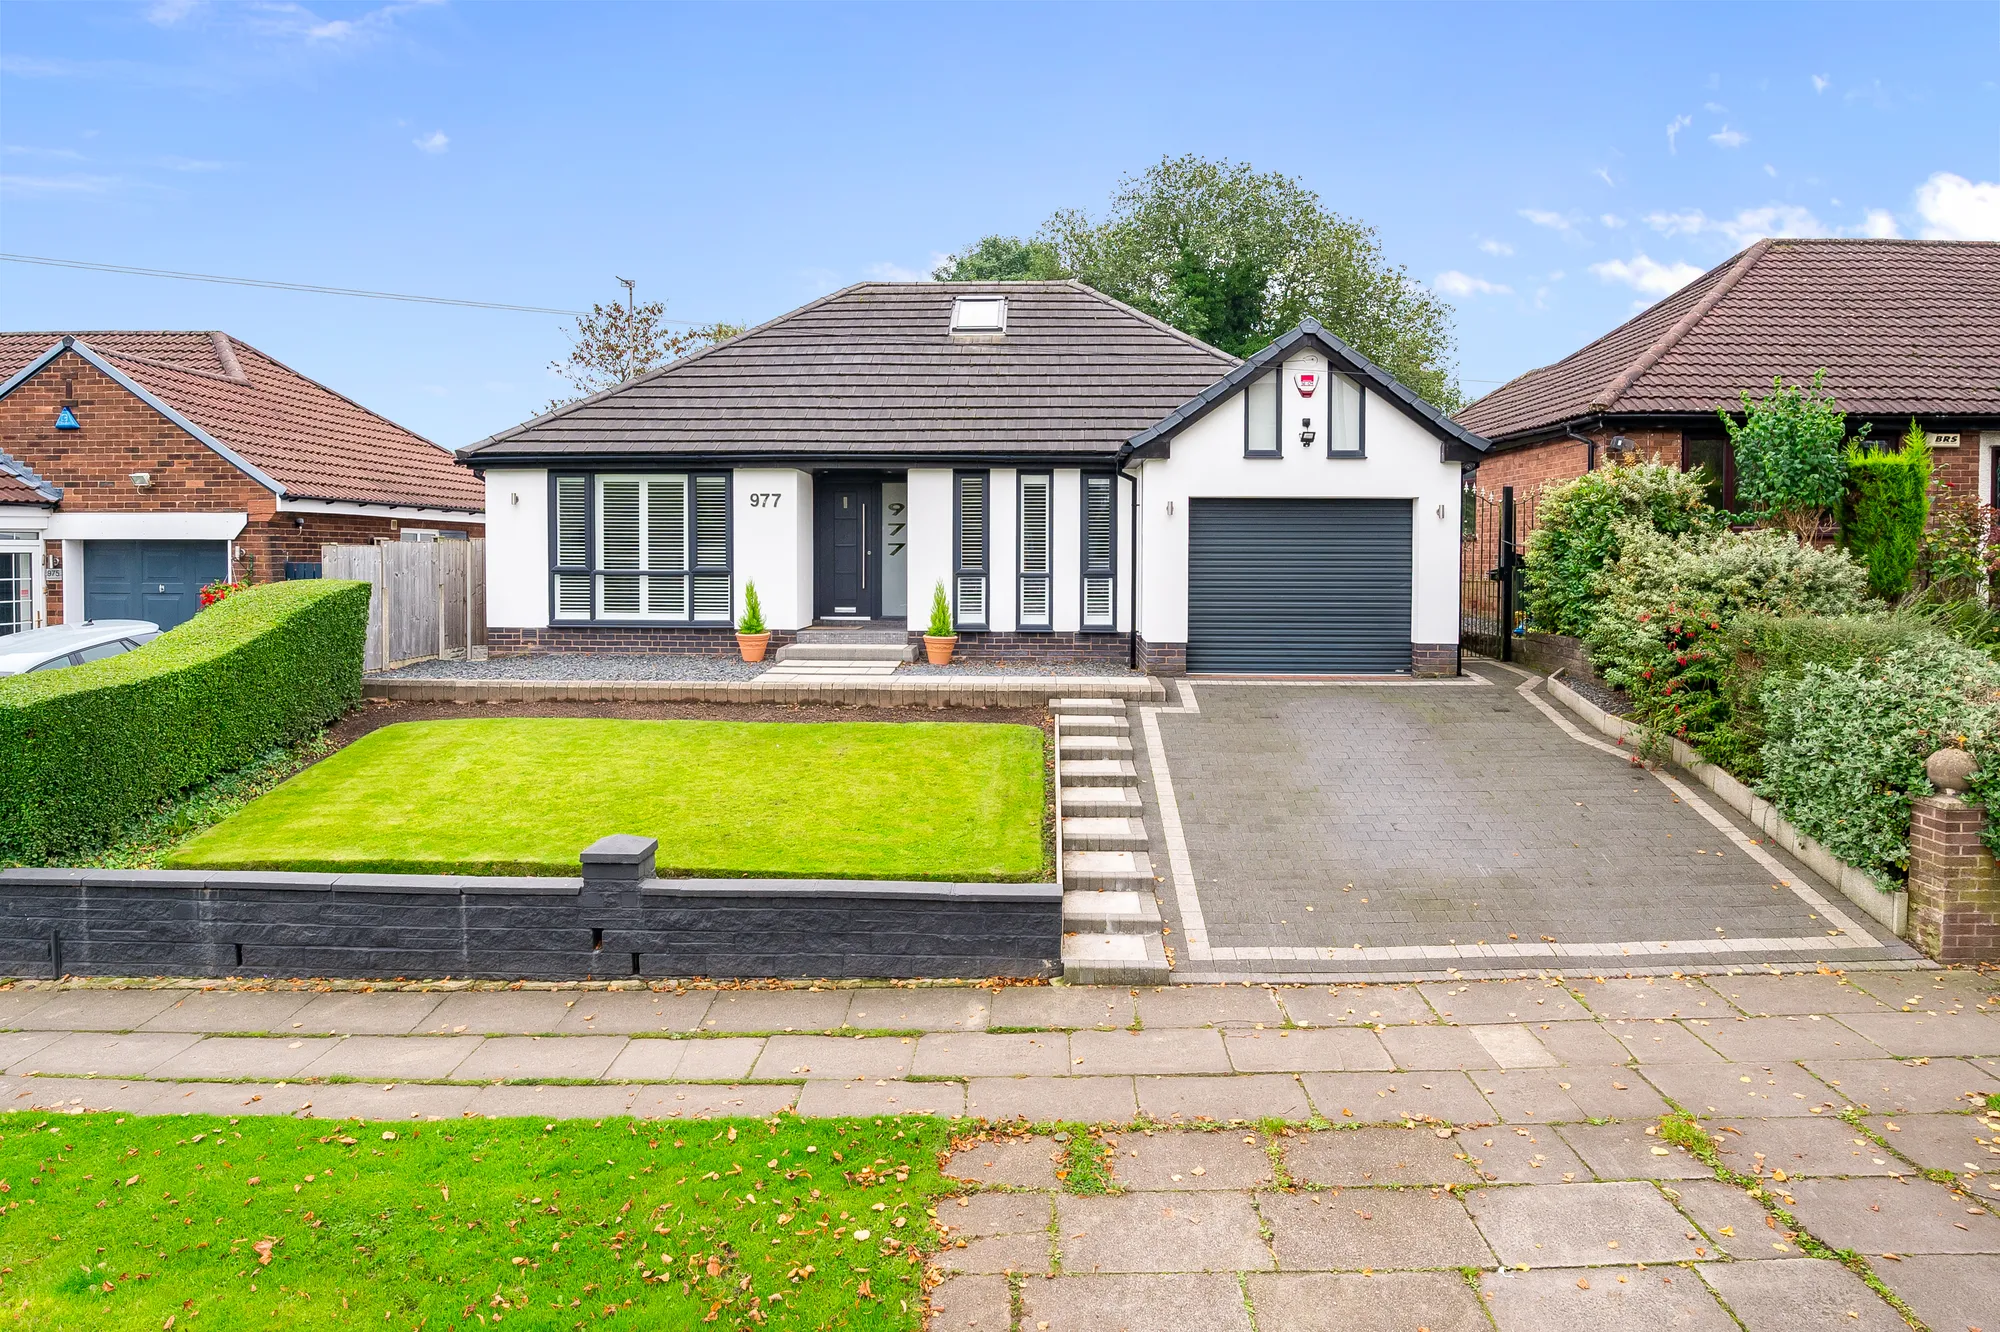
[54, 406, 79, 430]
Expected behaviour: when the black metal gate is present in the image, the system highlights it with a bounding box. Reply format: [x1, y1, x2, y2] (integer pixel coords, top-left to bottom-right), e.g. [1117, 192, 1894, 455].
[1459, 483, 1538, 661]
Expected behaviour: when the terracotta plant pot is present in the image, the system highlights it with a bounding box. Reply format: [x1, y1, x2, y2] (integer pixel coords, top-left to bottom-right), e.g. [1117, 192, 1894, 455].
[736, 632, 771, 663]
[923, 634, 957, 666]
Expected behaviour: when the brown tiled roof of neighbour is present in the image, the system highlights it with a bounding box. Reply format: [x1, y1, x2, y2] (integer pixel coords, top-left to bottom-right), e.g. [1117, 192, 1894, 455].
[0, 331, 483, 511]
[0, 448, 60, 505]
[1456, 239, 2000, 441]
[462, 282, 1240, 461]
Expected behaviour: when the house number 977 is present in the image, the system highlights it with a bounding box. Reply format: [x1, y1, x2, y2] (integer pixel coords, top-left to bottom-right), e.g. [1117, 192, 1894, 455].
[748, 493, 783, 508]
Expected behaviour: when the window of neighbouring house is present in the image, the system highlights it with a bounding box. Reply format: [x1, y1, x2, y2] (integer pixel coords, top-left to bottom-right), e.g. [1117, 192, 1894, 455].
[1683, 435, 1738, 512]
[1244, 368, 1281, 456]
[1081, 472, 1116, 630]
[550, 472, 731, 623]
[1326, 373, 1364, 458]
[954, 470, 989, 629]
[1018, 471, 1053, 631]
[0, 548, 32, 636]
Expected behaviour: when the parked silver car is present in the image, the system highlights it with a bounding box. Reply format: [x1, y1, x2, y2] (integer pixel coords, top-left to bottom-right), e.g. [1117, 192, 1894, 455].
[0, 620, 160, 676]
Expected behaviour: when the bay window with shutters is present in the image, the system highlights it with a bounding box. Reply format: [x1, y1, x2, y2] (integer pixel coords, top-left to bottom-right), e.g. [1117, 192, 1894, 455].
[1080, 471, 1117, 631]
[952, 470, 989, 630]
[548, 472, 732, 624]
[1016, 471, 1053, 631]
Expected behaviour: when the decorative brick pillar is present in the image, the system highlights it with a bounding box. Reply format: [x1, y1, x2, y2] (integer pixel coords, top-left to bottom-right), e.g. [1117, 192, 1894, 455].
[1907, 795, 2000, 962]
[1411, 643, 1460, 677]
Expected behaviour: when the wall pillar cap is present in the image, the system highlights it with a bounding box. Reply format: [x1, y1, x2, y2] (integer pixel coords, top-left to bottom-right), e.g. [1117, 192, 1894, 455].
[581, 834, 658, 866]
[1927, 748, 1978, 796]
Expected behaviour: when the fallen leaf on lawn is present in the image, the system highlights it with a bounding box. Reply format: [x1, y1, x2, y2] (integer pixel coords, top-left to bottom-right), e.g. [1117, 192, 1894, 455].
[252, 1240, 274, 1266]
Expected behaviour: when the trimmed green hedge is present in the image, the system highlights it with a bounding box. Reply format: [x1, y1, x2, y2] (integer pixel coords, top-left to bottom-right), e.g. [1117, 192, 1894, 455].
[1841, 425, 1931, 600]
[0, 579, 370, 861]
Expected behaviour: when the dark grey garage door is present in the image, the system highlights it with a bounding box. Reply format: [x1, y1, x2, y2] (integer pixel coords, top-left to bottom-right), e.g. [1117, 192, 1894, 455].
[84, 540, 228, 632]
[1188, 498, 1412, 673]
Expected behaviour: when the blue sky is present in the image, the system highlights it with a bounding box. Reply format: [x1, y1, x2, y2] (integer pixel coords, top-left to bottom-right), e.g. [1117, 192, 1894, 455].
[3, 1, 1995, 448]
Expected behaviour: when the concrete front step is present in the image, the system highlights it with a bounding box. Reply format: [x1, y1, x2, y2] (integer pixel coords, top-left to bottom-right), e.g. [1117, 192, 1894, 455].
[1062, 889, 1162, 934]
[1051, 697, 1129, 715]
[1060, 816, 1148, 850]
[1061, 930, 1170, 984]
[1061, 786, 1142, 816]
[1059, 758, 1137, 787]
[1058, 713, 1129, 731]
[797, 626, 907, 645]
[774, 641, 914, 663]
[1057, 734, 1133, 755]
[1063, 849, 1154, 887]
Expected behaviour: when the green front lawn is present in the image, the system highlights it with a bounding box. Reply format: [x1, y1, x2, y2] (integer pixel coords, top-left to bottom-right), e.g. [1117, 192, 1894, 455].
[165, 718, 1046, 879]
[0, 1111, 950, 1331]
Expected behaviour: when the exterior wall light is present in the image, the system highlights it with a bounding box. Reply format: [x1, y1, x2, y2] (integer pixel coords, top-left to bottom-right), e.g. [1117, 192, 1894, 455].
[129, 472, 153, 489]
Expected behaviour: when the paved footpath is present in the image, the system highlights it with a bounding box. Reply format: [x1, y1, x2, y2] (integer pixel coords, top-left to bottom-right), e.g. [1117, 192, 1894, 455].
[6, 970, 2000, 1329]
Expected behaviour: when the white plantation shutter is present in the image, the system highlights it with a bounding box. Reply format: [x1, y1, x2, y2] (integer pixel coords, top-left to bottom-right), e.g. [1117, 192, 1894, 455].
[552, 475, 591, 619]
[645, 477, 689, 617]
[954, 471, 988, 628]
[1018, 472, 1051, 629]
[597, 478, 642, 617]
[1082, 473, 1115, 628]
[691, 474, 731, 620]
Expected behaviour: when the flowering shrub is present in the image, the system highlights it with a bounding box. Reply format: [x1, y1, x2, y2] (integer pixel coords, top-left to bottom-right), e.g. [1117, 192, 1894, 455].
[1920, 486, 1999, 602]
[200, 580, 245, 609]
[1522, 461, 1721, 638]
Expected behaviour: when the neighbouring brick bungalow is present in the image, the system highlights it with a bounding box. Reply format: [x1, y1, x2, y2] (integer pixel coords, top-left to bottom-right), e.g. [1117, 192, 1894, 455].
[1456, 238, 2000, 510]
[0, 332, 484, 635]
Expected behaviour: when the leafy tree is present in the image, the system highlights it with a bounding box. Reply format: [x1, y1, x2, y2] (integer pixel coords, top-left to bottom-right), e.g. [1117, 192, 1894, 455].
[1522, 460, 1723, 638]
[1036, 155, 1463, 406]
[546, 279, 743, 411]
[1720, 369, 1862, 541]
[931, 235, 1063, 282]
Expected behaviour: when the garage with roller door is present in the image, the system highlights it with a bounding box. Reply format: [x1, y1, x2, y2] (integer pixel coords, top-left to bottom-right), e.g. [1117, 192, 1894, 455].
[1187, 497, 1412, 674]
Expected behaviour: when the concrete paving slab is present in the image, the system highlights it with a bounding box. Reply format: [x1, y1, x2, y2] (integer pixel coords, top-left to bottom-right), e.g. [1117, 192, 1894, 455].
[1847, 970, 2000, 1012]
[1577, 977, 1728, 1021]
[1420, 979, 1587, 1024]
[148, 1035, 339, 1080]
[139, 1080, 304, 1116]
[753, 1034, 915, 1080]
[1661, 1178, 1784, 1260]
[13, 1077, 228, 1116]
[1604, 1019, 1726, 1063]
[843, 989, 989, 1032]
[792, 1079, 965, 1118]
[1472, 1067, 1670, 1123]
[667, 1038, 766, 1081]
[925, 1274, 1012, 1332]
[20, 1030, 201, 1076]
[1642, 1062, 1850, 1118]
[1699, 1258, 1905, 1330]
[1698, 1015, 1887, 1062]
[300, 1035, 480, 1080]
[696, 989, 852, 1033]
[1871, 1253, 2000, 1332]
[1021, 1273, 1253, 1332]
[468, 1083, 638, 1119]
[1135, 986, 1283, 1028]
[1261, 1187, 1491, 1270]
[136, 990, 315, 1033]
[1868, 1112, 2000, 1185]
[1222, 1027, 1390, 1073]
[1705, 973, 1894, 1016]
[421, 991, 583, 1034]
[595, 1038, 686, 1081]
[292, 1083, 477, 1121]
[1559, 1121, 1711, 1180]
[1109, 1129, 1272, 1189]
[1528, 1021, 1629, 1066]
[1782, 1176, 2000, 1254]
[936, 1192, 1052, 1275]
[1708, 1115, 1905, 1178]
[1245, 1271, 1491, 1332]
[1831, 1010, 2000, 1057]
[967, 1077, 1136, 1124]
[989, 986, 1134, 1030]
[913, 1032, 1068, 1079]
[1299, 1072, 1496, 1126]
[627, 1084, 799, 1120]
[17, 989, 180, 1031]
[1272, 984, 1436, 1028]
[944, 1138, 1063, 1190]
[1478, 1266, 1736, 1331]
[1806, 1056, 2000, 1114]
[1284, 1126, 1475, 1187]
[1136, 1074, 1310, 1123]
[290, 992, 444, 1036]
[0, 990, 55, 1027]
[1466, 1180, 1707, 1266]
[550, 991, 711, 1033]
[453, 1035, 627, 1082]
[1378, 1026, 1498, 1070]
[0, 1030, 67, 1073]
[1456, 1124, 1590, 1183]
[1070, 1028, 1229, 1075]
[1057, 1192, 1272, 1273]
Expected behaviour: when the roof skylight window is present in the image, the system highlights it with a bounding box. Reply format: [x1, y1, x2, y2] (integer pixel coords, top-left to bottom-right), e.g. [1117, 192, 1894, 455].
[950, 297, 1007, 334]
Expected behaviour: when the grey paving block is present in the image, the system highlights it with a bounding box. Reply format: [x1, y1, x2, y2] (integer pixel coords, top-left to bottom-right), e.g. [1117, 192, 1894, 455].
[752, 1034, 915, 1080]
[1871, 1253, 2000, 1332]
[1274, 984, 1436, 1027]
[926, 1274, 1012, 1332]
[1847, 970, 2000, 1012]
[300, 1035, 480, 1080]
[792, 1078, 964, 1118]
[1071, 1028, 1229, 1075]
[1136, 1073, 1310, 1123]
[1708, 1116, 1904, 1178]
[1705, 972, 1894, 1016]
[550, 990, 712, 1034]
[0, 1030, 66, 1073]
[1832, 1010, 2000, 1057]
[1605, 1019, 1725, 1063]
[20, 1031, 200, 1076]
[1472, 1067, 1669, 1123]
[843, 988, 989, 1032]
[1559, 1121, 1712, 1180]
[1466, 1180, 1706, 1266]
[1420, 980, 1588, 1024]
[137, 990, 315, 1033]
[293, 1082, 477, 1121]
[17, 989, 180, 1031]
[1578, 977, 1728, 1021]
[420, 991, 583, 1035]
[968, 1076, 1136, 1124]
[289, 992, 444, 1036]
[0, 990, 55, 1027]
[1698, 1015, 1886, 1062]
[1782, 1176, 2000, 1255]
[627, 1084, 798, 1119]
[1135, 985, 1283, 1028]
[1479, 1266, 1736, 1331]
[1261, 1187, 1491, 1270]
[149, 1035, 338, 1080]
[469, 1083, 638, 1119]
[1109, 1129, 1272, 1189]
[596, 1037, 686, 1081]
[1300, 1071, 1496, 1126]
[1807, 1056, 2000, 1114]
[1530, 1021, 1630, 1066]
[697, 989, 852, 1032]
[665, 1038, 764, 1081]
[1641, 1062, 1849, 1118]
[1246, 1271, 1490, 1332]
[1285, 1126, 1475, 1187]
[913, 1032, 1068, 1078]
[1021, 1273, 1252, 1332]
[944, 1138, 1063, 1190]
[1870, 1112, 2000, 1185]
[1379, 1026, 1497, 1070]
[936, 1192, 1052, 1274]
[1223, 1027, 1391, 1073]
[1662, 1178, 1785, 1259]
[1457, 1124, 1590, 1183]
[1057, 1192, 1272, 1273]
[990, 986, 1134, 1030]
[453, 1035, 627, 1082]
[1700, 1258, 1905, 1330]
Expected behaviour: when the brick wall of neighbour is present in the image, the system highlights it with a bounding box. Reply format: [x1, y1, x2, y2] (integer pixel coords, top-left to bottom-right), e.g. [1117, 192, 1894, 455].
[1411, 643, 1459, 677]
[490, 625, 798, 657]
[1135, 637, 1187, 676]
[1907, 794, 2000, 963]
[1928, 435, 1982, 513]
[1470, 427, 1688, 497]
[923, 631, 1132, 665]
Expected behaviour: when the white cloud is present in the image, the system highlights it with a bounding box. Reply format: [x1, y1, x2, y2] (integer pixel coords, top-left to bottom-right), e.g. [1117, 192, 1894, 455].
[2, 143, 85, 160]
[864, 260, 928, 283]
[1477, 238, 1513, 256]
[155, 154, 226, 171]
[1666, 114, 1693, 153]
[1859, 208, 1901, 239]
[1703, 101, 1728, 114]
[1434, 271, 1513, 297]
[1593, 166, 1615, 188]
[1709, 125, 1749, 148]
[412, 130, 448, 154]
[1643, 204, 1828, 244]
[0, 172, 121, 195]
[1590, 254, 1705, 297]
[1519, 208, 1581, 236]
[146, 0, 199, 23]
[1811, 74, 1830, 93]
[1763, 163, 1778, 177]
[1914, 171, 2000, 240]
[1600, 213, 1626, 229]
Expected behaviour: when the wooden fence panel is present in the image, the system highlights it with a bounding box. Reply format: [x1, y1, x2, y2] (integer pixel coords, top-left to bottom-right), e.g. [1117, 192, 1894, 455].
[468, 538, 487, 652]
[320, 538, 485, 671]
[321, 543, 385, 671]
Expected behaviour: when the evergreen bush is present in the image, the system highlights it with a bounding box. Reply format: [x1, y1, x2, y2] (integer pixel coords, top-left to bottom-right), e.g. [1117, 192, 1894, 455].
[1521, 461, 1721, 638]
[1841, 420, 1931, 600]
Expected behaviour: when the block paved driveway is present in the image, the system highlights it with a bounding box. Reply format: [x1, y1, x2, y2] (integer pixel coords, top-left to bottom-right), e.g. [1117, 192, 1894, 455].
[6, 971, 2000, 1330]
[1135, 668, 1918, 980]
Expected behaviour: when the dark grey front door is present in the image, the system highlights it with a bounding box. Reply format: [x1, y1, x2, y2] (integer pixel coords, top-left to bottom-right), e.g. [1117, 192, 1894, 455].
[815, 481, 879, 619]
[1187, 498, 1412, 673]
[83, 540, 227, 631]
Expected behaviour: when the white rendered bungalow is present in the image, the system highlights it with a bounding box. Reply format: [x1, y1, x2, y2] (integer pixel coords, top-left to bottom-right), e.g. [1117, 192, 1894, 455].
[460, 282, 1488, 675]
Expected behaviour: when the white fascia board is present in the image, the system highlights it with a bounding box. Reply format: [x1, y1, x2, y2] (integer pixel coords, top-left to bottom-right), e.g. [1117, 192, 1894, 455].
[275, 497, 486, 523]
[0, 506, 54, 530]
[44, 511, 249, 542]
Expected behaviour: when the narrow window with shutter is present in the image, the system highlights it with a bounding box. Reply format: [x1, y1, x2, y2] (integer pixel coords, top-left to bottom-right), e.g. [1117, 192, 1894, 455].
[953, 470, 988, 629]
[691, 473, 732, 621]
[1244, 367, 1282, 457]
[551, 474, 592, 619]
[1017, 471, 1052, 631]
[1081, 472, 1116, 629]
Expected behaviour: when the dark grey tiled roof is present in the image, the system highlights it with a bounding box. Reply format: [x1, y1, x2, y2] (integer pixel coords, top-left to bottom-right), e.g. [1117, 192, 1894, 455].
[460, 282, 1239, 462]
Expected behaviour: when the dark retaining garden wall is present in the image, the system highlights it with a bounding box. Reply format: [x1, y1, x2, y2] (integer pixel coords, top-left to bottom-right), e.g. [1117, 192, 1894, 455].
[0, 837, 1061, 981]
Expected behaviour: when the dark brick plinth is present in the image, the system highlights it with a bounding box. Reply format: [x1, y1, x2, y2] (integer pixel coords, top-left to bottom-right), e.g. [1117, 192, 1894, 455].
[1411, 643, 1459, 677]
[1136, 637, 1187, 676]
[489, 626, 797, 658]
[1908, 795, 2000, 962]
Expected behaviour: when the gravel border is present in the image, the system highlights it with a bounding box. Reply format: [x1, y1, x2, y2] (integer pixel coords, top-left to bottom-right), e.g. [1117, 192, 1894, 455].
[899, 659, 1140, 677]
[371, 654, 767, 683]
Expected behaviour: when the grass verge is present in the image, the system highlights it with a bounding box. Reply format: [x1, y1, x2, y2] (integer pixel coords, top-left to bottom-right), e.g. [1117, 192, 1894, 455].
[0, 1110, 952, 1331]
